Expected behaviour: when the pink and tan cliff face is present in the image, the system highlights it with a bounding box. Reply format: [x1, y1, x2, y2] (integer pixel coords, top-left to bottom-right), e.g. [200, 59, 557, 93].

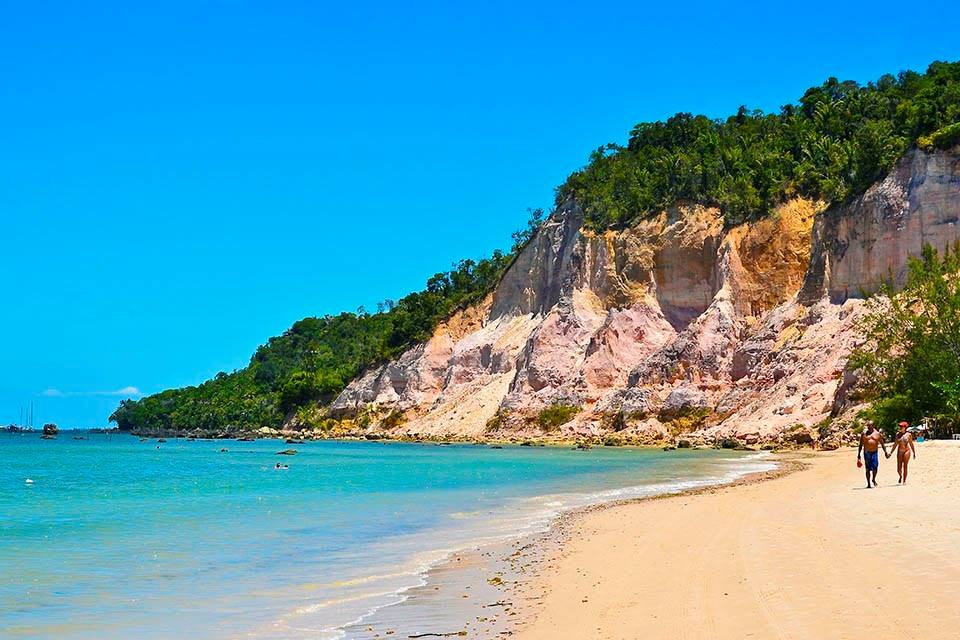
[801, 146, 960, 303]
[328, 146, 960, 444]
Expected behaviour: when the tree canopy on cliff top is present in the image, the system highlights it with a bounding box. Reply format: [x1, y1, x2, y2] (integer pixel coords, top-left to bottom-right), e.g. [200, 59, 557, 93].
[112, 61, 960, 433]
[561, 60, 960, 229]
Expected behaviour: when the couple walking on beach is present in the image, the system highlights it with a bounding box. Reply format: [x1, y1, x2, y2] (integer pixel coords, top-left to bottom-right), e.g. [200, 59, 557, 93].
[857, 421, 917, 488]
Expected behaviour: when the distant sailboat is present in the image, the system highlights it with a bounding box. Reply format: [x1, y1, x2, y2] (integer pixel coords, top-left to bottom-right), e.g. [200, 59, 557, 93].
[5, 404, 36, 432]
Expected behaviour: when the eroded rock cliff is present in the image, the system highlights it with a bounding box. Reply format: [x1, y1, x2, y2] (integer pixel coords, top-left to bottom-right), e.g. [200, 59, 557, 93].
[328, 146, 960, 445]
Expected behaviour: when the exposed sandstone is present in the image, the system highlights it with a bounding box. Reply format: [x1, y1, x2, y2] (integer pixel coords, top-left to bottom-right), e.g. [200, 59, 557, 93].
[802, 146, 960, 303]
[326, 147, 960, 444]
[660, 385, 709, 416]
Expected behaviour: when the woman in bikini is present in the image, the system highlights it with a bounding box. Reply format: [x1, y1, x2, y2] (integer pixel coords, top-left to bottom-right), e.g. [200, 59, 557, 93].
[888, 421, 918, 484]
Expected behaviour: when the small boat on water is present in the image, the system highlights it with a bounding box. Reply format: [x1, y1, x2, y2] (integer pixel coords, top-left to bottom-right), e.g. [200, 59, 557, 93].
[7, 403, 37, 433]
[3, 424, 34, 433]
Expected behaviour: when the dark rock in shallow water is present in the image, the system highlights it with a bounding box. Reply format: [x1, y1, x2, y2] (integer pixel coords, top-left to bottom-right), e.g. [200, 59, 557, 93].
[157, 438, 167, 443]
[677, 439, 692, 448]
[490, 445, 503, 449]
[285, 438, 303, 444]
[42, 423, 59, 436]
[220, 448, 228, 453]
[236, 436, 255, 442]
[663, 445, 676, 451]
[277, 449, 297, 455]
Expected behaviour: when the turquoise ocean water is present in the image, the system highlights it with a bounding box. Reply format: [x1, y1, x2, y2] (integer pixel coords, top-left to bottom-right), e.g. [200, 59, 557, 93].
[1, 433, 773, 638]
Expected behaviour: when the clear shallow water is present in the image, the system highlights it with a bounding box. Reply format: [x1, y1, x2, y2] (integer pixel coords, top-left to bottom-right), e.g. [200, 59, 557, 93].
[1, 433, 773, 638]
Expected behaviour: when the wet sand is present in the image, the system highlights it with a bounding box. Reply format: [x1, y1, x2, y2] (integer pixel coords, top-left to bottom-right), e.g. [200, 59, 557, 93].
[515, 441, 960, 640]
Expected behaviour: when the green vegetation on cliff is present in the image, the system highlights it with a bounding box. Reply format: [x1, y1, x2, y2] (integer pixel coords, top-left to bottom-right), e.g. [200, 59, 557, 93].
[536, 403, 580, 432]
[852, 243, 960, 436]
[560, 61, 960, 229]
[110, 209, 544, 433]
[113, 60, 960, 434]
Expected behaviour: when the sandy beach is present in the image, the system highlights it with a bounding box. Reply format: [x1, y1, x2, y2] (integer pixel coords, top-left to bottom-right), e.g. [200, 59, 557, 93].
[516, 441, 960, 640]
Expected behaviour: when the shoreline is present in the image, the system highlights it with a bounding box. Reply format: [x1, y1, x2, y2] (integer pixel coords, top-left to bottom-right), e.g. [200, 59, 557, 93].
[487, 452, 805, 638]
[510, 441, 960, 640]
[113, 420, 828, 451]
[344, 449, 791, 639]
[112, 427, 801, 452]
[14, 432, 880, 639]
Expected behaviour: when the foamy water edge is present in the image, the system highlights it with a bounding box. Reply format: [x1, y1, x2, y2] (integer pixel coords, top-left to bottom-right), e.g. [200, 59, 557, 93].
[318, 451, 779, 639]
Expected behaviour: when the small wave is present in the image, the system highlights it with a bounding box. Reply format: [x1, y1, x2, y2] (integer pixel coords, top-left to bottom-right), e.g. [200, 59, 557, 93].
[299, 451, 779, 639]
[319, 570, 427, 590]
[448, 510, 486, 519]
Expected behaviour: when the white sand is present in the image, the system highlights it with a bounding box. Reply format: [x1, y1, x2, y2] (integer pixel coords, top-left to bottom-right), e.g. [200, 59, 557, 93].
[516, 441, 960, 640]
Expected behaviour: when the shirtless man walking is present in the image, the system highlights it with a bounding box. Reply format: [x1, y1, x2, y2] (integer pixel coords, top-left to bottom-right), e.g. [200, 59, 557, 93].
[857, 421, 887, 488]
[888, 421, 918, 484]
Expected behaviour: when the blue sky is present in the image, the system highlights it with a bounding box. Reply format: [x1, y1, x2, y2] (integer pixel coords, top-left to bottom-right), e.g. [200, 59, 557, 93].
[2, 1, 957, 427]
